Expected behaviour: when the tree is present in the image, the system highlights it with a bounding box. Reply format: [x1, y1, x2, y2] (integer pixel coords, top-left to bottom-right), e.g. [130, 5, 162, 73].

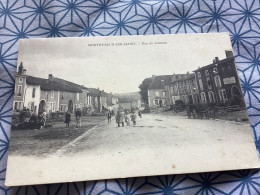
[139, 77, 153, 104]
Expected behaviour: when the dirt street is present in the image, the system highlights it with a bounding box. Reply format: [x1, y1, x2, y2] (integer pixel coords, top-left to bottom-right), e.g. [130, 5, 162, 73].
[56, 112, 254, 156]
[6, 112, 259, 186]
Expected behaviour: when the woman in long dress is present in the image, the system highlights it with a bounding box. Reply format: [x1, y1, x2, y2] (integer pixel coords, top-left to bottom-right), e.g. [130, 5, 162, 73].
[65, 111, 71, 128]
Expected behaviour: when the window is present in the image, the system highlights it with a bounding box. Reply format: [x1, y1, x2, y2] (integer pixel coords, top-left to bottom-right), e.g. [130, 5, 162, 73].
[19, 77, 23, 83]
[207, 78, 212, 89]
[214, 76, 222, 87]
[64, 104, 67, 112]
[218, 90, 228, 101]
[174, 86, 178, 94]
[61, 94, 64, 99]
[200, 92, 207, 103]
[205, 70, 209, 77]
[76, 93, 79, 101]
[161, 80, 164, 87]
[155, 100, 159, 105]
[14, 102, 18, 110]
[18, 102, 22, 109]
[213, 67, 218, 74]
[51, 90, 54, 98]
[46, 102, 49, 111]
[199, 79, 203, 90]
[60, 104, 63, 111]
[31, 102, 34, 110]
[155, 91, 160, 97]
[208, 91, 215, 103]
[197, 72, 201, 78]
[53, 103, 55, 111]
[162, 92, 165, 97]
[17, 85, 22, 96]
[32, 88, 36, 98]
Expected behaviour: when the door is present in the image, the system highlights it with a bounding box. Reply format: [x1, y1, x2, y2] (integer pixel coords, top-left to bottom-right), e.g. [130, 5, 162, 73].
[68, 100, 73, 113]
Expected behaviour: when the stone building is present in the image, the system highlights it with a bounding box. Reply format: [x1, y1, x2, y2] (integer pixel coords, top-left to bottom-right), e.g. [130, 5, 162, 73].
[147, 75, 173, 110]
[13, 63, 27, 111]
[13, 63, 118, 115]
[193, 50, 243, 106]
[169, 73, 200, 105]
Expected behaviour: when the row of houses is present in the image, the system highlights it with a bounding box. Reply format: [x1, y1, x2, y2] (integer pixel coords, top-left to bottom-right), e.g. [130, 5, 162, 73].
[13, 63, 119, 115]
[148, 50, 244, 110]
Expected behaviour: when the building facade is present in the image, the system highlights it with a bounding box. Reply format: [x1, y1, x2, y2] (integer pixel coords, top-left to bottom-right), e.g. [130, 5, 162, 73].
[194, 50, 243, 106]
[147, 75, 173, 109]
[148, 50, 243, 110]
[13, 63, 118, 115]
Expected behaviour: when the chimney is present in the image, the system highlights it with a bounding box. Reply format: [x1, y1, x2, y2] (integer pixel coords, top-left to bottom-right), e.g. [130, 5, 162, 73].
[215, 57, 219, 62]
[186, 71, 189, 75]
[48, 74, 53, 81]
[225, 50, 233, 58]
[18, 62, 23, 74]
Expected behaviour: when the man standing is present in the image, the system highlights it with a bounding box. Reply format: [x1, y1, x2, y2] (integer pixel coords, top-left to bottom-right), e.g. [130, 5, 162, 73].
[107, 110, 112, 123]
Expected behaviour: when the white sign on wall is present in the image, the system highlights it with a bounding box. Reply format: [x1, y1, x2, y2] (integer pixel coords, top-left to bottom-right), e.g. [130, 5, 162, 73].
[223, 77, 236, 85]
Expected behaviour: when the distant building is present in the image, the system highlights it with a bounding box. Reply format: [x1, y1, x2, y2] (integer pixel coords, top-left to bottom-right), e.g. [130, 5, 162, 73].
[118, 99, 141, 111]
[167, 73, 199, 105]
[147, 75, 173, 109]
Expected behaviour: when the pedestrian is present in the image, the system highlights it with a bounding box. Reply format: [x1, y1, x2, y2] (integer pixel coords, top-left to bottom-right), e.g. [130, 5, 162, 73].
[65, 111, 71, 128]
[138, 110, 142, 118]
[131, 111, 137, 126]
[116, 110, 125, 127]
[75, 108, 82, 128]
[42, 109, 47, 126]
[107, 110, 112, 123]
[125, 110, 131, 126]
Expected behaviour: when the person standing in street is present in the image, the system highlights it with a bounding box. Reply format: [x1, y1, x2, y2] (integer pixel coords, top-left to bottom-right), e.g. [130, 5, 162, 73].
[116, 110, 125, 127]
[131, 111, 137, 126]
[125, 110, 131, 126]
[107, 110, 112, 123]
[138, 110, 142, 118]
[75, 108, 82, 128]
[65, 111, 71, 128]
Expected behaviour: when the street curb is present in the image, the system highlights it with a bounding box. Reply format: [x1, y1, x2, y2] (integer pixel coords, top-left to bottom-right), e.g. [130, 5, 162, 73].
[55, 119, 108, 156]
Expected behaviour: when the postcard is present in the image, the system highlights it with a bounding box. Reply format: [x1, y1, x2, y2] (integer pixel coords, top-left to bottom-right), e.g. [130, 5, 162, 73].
[5, 33, 259, 186]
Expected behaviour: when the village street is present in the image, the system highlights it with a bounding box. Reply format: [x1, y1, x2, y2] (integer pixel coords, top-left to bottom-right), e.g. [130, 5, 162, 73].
[7, 112, 259, 185]
[56, 112, 254, 157]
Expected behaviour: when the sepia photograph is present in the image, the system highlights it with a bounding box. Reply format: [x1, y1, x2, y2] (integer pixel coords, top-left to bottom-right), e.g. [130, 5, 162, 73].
[6, 33, 259, 186]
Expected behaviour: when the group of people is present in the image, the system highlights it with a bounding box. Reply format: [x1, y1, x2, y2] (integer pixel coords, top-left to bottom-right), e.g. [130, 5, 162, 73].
[108, 109, 142, 127]
[64, 108, 82, 128]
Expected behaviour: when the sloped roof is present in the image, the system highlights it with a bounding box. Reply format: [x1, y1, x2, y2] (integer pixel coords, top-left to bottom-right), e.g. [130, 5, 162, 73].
[173, 73, 195, 82]
[148, 75, 173, 90]
[87, 88, 101, 96]
[54, 78, 84, 91]
[194, 56, 235, 71]
[26, 76, 82, 93]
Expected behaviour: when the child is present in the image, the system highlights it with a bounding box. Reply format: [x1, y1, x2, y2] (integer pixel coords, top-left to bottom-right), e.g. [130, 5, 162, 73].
[131, 111, 137, 126]
[125, 111, 131, 126]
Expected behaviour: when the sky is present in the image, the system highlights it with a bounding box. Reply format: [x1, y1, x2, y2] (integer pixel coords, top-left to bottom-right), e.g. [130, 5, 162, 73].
[18, 33, 232, 93]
